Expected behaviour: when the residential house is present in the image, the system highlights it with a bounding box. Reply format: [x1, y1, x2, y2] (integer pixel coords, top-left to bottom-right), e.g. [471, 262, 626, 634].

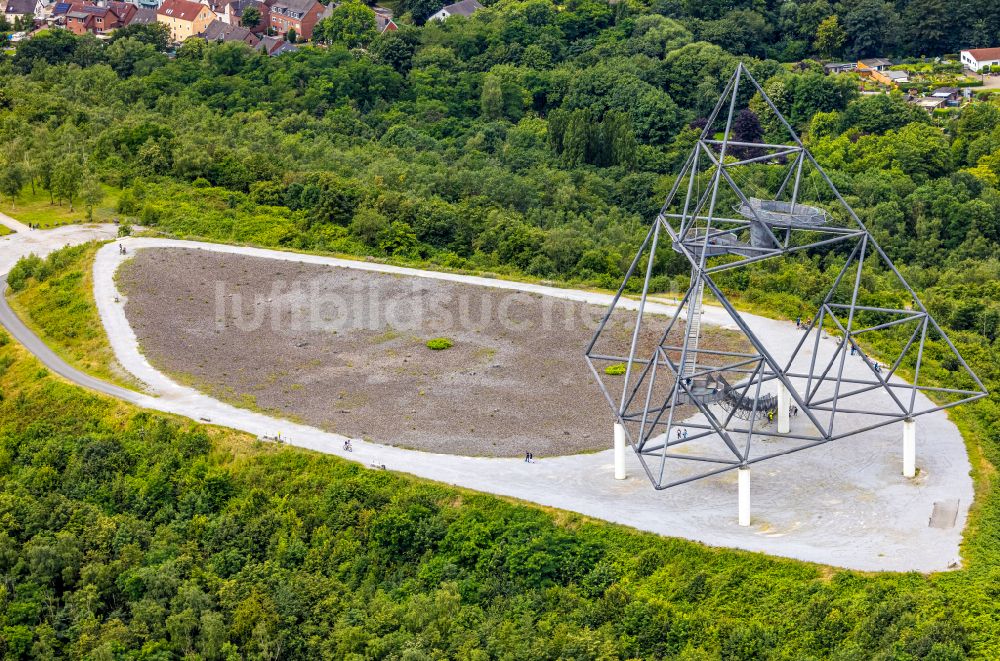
[857, 59, 908, 87]
[372, 6, 396, 33]
[876, 70, 909, 86]
[823, 62, 855, 75]
[428, 0, 481, 21]
[220, 0, 269, 32]
[268, 0, 321, 40]
[156, 0, 214, 42]
[256, 33, 297, 55]
[64, 1, 136, 35]
[4, 0, 43, 20]
[374, 11, 396, 33]
[961, 47, 1000, 72]
[64, 9, 94, 33]
[128, 7, 158, 24]
[930, 86, 962, 106]
[856, 58, 893, 73]
[49, 1, 73, 23]
[201, 17, 259, 45]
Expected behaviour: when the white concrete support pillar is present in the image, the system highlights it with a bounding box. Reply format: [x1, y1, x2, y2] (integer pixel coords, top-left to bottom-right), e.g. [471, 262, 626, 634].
[903, 418, 916, 478]
[777, 382, 790, 434]
[738, 467, 750, 526]
[614, 423, 627, 480]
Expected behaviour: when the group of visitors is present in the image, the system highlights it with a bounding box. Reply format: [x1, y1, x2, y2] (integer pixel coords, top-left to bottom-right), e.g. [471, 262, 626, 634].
[850, 341, 882, 374]
[524, 451, 535, 463]
[118, 244, 128, 255]
[765, 403, 800, 425]
[675, 428, 690, 441]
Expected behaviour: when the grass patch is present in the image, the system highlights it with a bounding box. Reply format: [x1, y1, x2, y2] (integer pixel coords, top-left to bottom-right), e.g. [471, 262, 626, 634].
[5, 183, 121, 228]
[604, 362, 627, 375]
[0, 225, 12, 236]
[5, 242, 138, 389]
[425, 337, 453, 350]
[373, 327, 401, 343]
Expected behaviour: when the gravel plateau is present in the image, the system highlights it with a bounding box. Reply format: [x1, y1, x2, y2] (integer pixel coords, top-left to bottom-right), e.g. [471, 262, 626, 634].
[120, 248, 747, 456]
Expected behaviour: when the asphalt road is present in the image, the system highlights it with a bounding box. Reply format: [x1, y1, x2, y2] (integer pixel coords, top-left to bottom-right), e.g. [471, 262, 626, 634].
[0, 278, 140, 402]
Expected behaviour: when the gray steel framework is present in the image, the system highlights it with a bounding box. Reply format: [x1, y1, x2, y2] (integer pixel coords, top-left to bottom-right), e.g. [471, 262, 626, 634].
[585, 63, 987, 490]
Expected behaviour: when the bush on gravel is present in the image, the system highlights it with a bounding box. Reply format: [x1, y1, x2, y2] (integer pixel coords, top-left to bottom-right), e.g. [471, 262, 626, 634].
[426, 337, 453, 350]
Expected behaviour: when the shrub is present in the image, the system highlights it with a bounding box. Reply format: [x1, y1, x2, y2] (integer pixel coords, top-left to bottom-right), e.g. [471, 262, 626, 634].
[426, 337, 453, 350]
[605, 363, 627, 375]
[6, 254, 45, 292]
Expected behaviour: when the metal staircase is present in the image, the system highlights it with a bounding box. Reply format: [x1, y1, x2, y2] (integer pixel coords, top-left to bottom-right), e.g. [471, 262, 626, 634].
[676, 276, 776, 420]
[681, 271, 704, 379]
[717, 377, 777, 420]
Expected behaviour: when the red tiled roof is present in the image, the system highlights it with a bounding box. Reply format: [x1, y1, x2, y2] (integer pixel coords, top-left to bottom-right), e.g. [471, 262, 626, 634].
[964, 47, 1000, 61]
[157, 0, 206, 21]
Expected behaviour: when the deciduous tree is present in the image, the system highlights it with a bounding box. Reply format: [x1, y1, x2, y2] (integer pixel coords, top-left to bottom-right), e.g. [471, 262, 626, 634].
[0, 162, 26, 208]
[52, 157, 83, 210]
[814, 14, 845, 59]
[241, 6, 261, 29]
[314, 1, 376, 47]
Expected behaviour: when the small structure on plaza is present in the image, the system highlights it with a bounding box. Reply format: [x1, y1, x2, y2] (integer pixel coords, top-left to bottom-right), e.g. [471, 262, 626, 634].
[585, 63, 987, 525]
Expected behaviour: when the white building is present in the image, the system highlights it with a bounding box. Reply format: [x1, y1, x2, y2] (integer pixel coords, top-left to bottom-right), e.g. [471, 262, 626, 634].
[3, 0, 45, 20]
[428, 0, 481, 22]
[960, 48, 1000, 72]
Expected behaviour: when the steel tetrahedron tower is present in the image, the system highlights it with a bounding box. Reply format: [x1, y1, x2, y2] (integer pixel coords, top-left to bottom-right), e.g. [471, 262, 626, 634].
[585, 63, 987, 494]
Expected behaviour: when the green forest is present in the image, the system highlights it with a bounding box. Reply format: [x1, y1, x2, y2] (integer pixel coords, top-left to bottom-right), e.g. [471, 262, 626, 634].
[3, 0, 1000, 657]
[0, 239, 993, 657]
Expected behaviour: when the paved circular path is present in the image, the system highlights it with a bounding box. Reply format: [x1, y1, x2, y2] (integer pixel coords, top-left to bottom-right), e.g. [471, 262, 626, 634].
[0, 222, 975, 572]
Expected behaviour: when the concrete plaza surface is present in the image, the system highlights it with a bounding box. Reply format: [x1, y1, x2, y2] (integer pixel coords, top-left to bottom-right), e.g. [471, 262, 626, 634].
[0, 214, 118, 273]
[0, 224, 975, 571]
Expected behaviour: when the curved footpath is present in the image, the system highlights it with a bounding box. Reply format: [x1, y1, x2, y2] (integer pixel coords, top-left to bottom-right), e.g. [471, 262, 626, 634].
[0, 211, 31, 235]
[0, 225, 975, 571]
